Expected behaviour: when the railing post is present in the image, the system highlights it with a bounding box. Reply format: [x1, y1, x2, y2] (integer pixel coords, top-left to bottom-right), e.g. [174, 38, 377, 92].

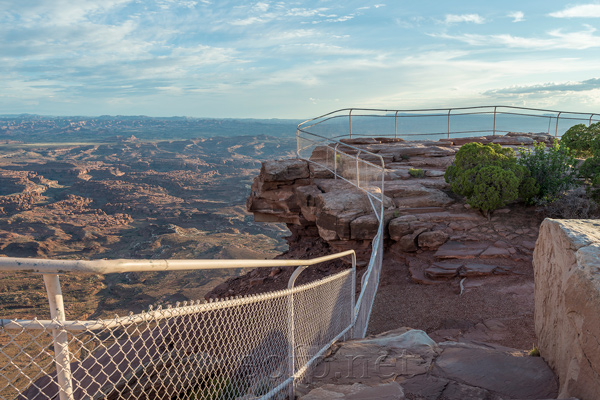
[394, 111, 398, 138]
[43, 274, 74, 400]
[555, 112, 562, 137]
[287, 265, 307, 399]
[493, 106, 497, 136]
[590, 114, 596, 126]
[334, 143, 340, 179]
[447, 109, 451, 139]
[356, 151, 361, 188]
[350, 253, 356, 339]
[296, 129, 301, 159]
[349, 109, 353, 139]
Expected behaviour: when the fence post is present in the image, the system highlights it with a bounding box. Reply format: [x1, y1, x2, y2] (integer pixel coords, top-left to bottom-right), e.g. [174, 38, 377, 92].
[555, 112, 561, 137]
[296, 129, 301, 159]
[349, 109, 353, 139]
[350, 253, 356, 339]
[287, 266, 307, 399]
[334, 143, 340, 179]
[394, 111, 398, 138]
[356, 151, 361, 188]
[43, 274, 75, 400]
[493, 106, 497, 136]
[447, 109, 451, 139]
[590, 114, 596, 126]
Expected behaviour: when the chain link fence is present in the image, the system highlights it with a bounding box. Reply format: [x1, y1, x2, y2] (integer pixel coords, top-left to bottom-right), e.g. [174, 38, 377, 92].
[296, 130, 386, 339]
[1, 268, 354, 400]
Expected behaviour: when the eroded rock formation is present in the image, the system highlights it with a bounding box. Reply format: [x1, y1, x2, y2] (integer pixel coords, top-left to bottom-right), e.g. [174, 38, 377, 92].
[247, 133, 548, 283]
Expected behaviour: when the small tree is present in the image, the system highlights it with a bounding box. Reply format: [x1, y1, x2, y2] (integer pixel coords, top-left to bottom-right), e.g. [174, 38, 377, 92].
[445, 142, 536, 215]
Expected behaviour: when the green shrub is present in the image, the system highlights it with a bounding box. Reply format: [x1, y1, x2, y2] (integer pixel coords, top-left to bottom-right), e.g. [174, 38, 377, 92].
[518, 142, 577, 204]
[561, 122, 600, 158]
[467, 165, 520, 213]
[579, 149, 600, 201]
[445, 143, 518, 197]
[408, 168, 425, 178]
[579, 149, 600, 181]
[445, 142, 532, 214]
[447, 142, 516, 172]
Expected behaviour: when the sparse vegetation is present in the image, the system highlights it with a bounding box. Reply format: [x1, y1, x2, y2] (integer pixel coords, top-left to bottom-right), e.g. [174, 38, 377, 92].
[529, 343, 540, 357]
[541, 187, 599, 219]
[408, 168, 425, 178]
[518, 142, 577, 205]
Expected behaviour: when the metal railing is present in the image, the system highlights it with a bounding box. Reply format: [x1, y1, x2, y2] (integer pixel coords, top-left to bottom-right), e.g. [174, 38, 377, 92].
[294, 104, 600, 340]
[297, 106, 600, 140]
[0, 252, 356, 400]
[296, 127, 386, 339]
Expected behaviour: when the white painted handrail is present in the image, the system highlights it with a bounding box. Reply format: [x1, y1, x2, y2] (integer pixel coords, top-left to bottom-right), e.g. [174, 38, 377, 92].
[0, 250, 356, 274]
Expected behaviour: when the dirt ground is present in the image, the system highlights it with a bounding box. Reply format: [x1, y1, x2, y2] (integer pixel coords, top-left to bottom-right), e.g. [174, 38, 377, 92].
[367, 252, 536, 350]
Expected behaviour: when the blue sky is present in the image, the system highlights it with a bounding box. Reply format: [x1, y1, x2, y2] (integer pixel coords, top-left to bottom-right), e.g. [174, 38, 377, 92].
[1, 0, 600, 118]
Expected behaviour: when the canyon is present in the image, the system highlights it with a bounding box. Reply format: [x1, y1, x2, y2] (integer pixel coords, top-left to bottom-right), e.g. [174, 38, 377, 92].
[0, 135, 294, 320]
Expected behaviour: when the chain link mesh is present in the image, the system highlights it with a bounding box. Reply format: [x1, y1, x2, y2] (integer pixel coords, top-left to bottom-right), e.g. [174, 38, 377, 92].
[1, 269, 353, 400]
[297, 131, 385, 339]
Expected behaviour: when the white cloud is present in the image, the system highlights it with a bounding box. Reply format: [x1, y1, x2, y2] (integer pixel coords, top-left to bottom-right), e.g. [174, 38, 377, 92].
[484, 78, 600, 95]
[549, 3, 600, 18]
[433, 26, 600, 50]
[508, 11, 524, 22]
[254, 2, 270, 13]
[444, 14, 485, 24]
[230, 16, 270, 26]
[3, 0, 134, 27]
[286, 8, 328, 17]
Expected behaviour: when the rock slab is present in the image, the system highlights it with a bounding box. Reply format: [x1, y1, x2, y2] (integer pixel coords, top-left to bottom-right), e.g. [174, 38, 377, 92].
[302, 329, 558, 400]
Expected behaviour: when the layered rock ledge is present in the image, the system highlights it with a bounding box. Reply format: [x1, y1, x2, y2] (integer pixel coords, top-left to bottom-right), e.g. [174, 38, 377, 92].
[534, 219, 600, 400]
[247, 133, 549, 284]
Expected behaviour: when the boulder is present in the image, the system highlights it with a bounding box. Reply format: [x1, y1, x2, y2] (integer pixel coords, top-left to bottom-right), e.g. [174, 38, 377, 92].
[533, 219, 600, 400]
[418, 230, 449, 250]
[397, 228, 428, 252]
[350, 211, 395, 240]
[388, 216, 418, 241]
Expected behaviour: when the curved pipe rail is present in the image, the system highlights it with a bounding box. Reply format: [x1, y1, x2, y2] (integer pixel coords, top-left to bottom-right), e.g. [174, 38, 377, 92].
[0, 250, 356, 275]
[298, 105, 600, 139]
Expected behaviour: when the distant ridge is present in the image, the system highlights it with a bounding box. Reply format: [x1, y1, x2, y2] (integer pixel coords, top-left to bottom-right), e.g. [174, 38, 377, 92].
[0, 114, 303, 143]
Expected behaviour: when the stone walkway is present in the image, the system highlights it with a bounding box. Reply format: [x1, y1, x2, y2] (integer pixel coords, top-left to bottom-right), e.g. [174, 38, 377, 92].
[298, 329, 572, 400]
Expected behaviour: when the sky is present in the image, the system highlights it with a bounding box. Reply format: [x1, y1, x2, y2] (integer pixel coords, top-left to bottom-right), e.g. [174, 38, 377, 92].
[1, 0, 600, 118]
